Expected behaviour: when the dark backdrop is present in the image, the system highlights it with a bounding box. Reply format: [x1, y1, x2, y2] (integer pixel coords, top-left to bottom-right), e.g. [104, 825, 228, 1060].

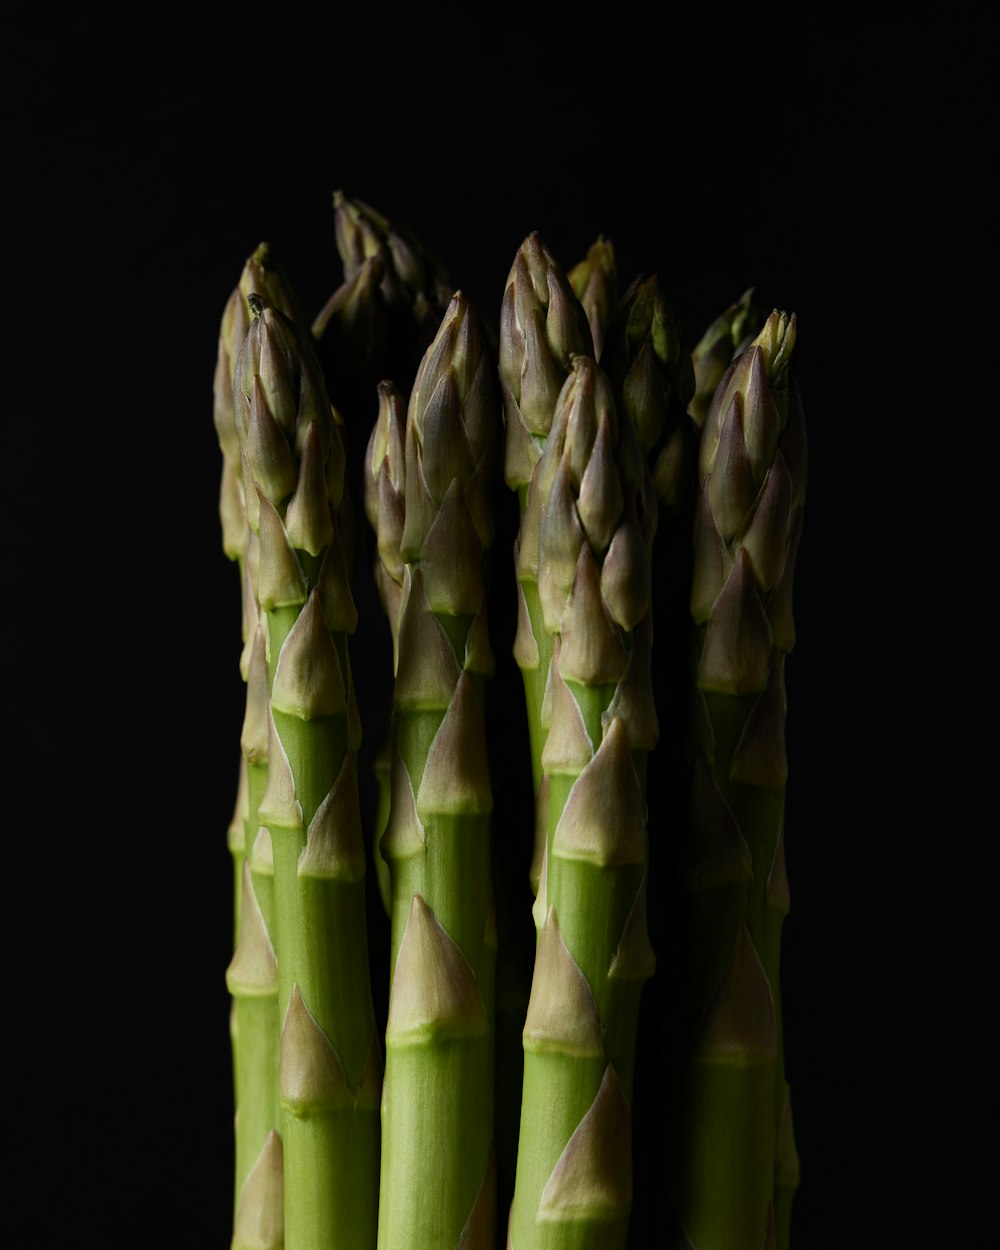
[8, 8, 991, 1246]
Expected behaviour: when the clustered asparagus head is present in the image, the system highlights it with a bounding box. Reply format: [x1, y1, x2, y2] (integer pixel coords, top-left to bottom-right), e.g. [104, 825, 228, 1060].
[499, 232, 594, 498]
[313, 190, 453, 386]
[213, 201, 807, 1250]
[213, 243, 309, 568]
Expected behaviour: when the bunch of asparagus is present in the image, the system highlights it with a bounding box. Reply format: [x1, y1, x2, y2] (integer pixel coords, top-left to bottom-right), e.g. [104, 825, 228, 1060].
[213, 196, 806, 1250]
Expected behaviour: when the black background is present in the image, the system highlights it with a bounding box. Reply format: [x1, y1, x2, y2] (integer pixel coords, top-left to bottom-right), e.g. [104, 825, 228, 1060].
[8, 8, 992, 1246]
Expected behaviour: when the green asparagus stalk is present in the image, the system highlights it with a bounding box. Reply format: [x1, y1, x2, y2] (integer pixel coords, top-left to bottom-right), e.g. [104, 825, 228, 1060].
[670, 310, 806, 1250]
[234, 295, 381, 1250]
[508, 357, 658, 1250]
[499, 232, 593, 883]
[568, 237, 618, 362]
[214, 244, 308, 1238]
[226, 620, 282, 1222]
[373, 292, 501, 1250]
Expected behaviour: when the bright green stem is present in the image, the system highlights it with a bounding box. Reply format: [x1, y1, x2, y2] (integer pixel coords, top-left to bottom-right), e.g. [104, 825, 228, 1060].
[282, 1109, 380, 1249]
[228, 862, 280, 1208]
[512, 707, 651, 1249]
[386, 703, 444, 977]
[379, 1029, 494, 1248]
[230, 721, 277, 1219]
[390, 700, 492, 986]
[265, 596, 380, 1250]
[230, 850, 281, 1200]
[232, 989, 280, 1198]
[380, 594, 495, 1248]
[510, 1047, 610, 1250]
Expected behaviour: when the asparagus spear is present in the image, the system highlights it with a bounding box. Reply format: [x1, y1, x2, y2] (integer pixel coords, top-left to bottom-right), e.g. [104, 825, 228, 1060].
[670, 310, 805, 1250]
[214, 244, 308, 1237]
[234, 295, 381, 1250]
[498, 234, 596, 1235]
[499, 232, 593, 887]
[507, 357, 658, 1250]
[373, 292, 502, 1250]
[226, 621, 282, 1226]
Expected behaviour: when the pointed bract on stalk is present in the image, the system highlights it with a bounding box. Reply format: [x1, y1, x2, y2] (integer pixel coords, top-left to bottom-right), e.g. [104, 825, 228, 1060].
[669, 308, 805, 1250]
[688, 288, 765, 429]
[568, 236, 618, 362]
[372, 292, 502, 1250]
[508, 352, 657, 1250]
[233, 296, 379, 1250]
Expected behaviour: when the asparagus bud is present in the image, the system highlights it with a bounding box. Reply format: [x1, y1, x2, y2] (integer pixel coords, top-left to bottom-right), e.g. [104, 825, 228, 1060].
[499, 231, 593, 492]
[215, 249, 310, 1238]
[314, 191, 453, 396]
[214, 244, 310, 564]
